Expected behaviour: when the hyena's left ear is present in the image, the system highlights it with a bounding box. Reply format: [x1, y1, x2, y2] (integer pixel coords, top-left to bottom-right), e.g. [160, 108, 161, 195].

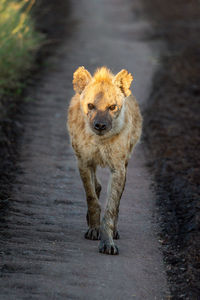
[113, 69, 133, 97]
[73, 66, 92, 94]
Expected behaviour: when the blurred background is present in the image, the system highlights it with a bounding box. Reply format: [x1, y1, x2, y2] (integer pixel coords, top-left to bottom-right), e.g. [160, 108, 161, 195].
[0, 0, 199, 299]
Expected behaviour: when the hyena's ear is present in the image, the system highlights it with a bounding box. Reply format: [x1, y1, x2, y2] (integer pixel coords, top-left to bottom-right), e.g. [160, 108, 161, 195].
[73, 66, 92, 94]
[113, 69, 133, 97]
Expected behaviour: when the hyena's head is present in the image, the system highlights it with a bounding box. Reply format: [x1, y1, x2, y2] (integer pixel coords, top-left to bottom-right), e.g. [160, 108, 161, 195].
[73, 66, 133, 136]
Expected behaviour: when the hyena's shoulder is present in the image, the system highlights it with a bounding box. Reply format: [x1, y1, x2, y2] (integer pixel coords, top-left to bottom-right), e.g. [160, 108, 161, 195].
[67, 94, 85, 138]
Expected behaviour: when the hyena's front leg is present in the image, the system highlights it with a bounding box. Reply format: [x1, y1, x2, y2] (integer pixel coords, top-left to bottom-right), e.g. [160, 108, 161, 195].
[78, 162, 101, 240]
[99, 166, 126, 254]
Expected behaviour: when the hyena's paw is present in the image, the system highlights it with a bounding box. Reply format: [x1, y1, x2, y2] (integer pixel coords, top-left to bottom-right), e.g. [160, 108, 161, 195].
[99, 240, 119, 255]
[84, 228, 100, 240]
[113, 230, 120, 240]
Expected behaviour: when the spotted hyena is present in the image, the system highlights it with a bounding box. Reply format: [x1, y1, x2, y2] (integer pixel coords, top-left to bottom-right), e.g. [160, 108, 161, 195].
[67, 66, 142, 255]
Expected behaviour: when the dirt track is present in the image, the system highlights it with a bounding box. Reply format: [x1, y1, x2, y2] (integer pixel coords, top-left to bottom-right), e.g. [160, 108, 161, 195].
[0, 1, 169, 298]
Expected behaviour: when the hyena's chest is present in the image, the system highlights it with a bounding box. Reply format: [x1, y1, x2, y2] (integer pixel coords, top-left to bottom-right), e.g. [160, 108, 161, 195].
[80, 139, 116, 167]
[87, 140, 130, 168]
[73, 128, 132, 167]
[97, 144, 115, 167]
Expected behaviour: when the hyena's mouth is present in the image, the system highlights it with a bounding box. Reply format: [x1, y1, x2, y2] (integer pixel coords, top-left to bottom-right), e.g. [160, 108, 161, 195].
[92, 125, 112, 136]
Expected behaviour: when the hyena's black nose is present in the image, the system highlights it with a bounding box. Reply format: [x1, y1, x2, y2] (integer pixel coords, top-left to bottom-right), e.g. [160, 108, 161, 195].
[94, 121, 107, 131]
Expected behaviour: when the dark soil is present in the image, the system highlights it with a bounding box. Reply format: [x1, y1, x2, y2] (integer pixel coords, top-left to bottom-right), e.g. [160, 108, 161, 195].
[33, 0, 71, 57]
[142, 0, 200, 298]
[0, 96, 22, 204]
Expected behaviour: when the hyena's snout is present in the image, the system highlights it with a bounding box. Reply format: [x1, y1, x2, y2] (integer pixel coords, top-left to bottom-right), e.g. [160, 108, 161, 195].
[92, 111, 112, 135]
[93, 120, 107, 131]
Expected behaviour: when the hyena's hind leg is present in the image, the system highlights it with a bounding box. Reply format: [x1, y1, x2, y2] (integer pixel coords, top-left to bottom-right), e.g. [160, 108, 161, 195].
[113, 217, 120, 240]
[94, 172, 102, 199]
[86, 169, 101, 226]
[78, 162, 101, 240]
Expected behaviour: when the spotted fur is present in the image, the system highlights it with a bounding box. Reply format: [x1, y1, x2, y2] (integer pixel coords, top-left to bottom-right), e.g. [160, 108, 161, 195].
[67, 66, 142, 254]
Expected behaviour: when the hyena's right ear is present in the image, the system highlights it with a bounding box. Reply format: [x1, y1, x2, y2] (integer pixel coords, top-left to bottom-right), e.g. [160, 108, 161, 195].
[73, 66, 92, 94]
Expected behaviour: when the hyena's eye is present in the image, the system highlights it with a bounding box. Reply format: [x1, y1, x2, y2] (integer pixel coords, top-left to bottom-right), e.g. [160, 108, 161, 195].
[88, 103, 95, 110]
[109, 104, 116, 111]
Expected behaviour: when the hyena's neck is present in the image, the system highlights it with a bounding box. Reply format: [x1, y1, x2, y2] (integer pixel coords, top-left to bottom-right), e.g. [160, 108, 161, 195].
[111, 102, 126, 135]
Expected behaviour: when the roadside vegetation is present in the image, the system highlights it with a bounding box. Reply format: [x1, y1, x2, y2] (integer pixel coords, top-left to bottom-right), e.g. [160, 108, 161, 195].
[0, 0, 42, 94]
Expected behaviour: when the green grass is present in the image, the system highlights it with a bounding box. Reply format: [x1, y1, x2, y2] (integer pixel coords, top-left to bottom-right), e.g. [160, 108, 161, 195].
[0, 0, 43, 95]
